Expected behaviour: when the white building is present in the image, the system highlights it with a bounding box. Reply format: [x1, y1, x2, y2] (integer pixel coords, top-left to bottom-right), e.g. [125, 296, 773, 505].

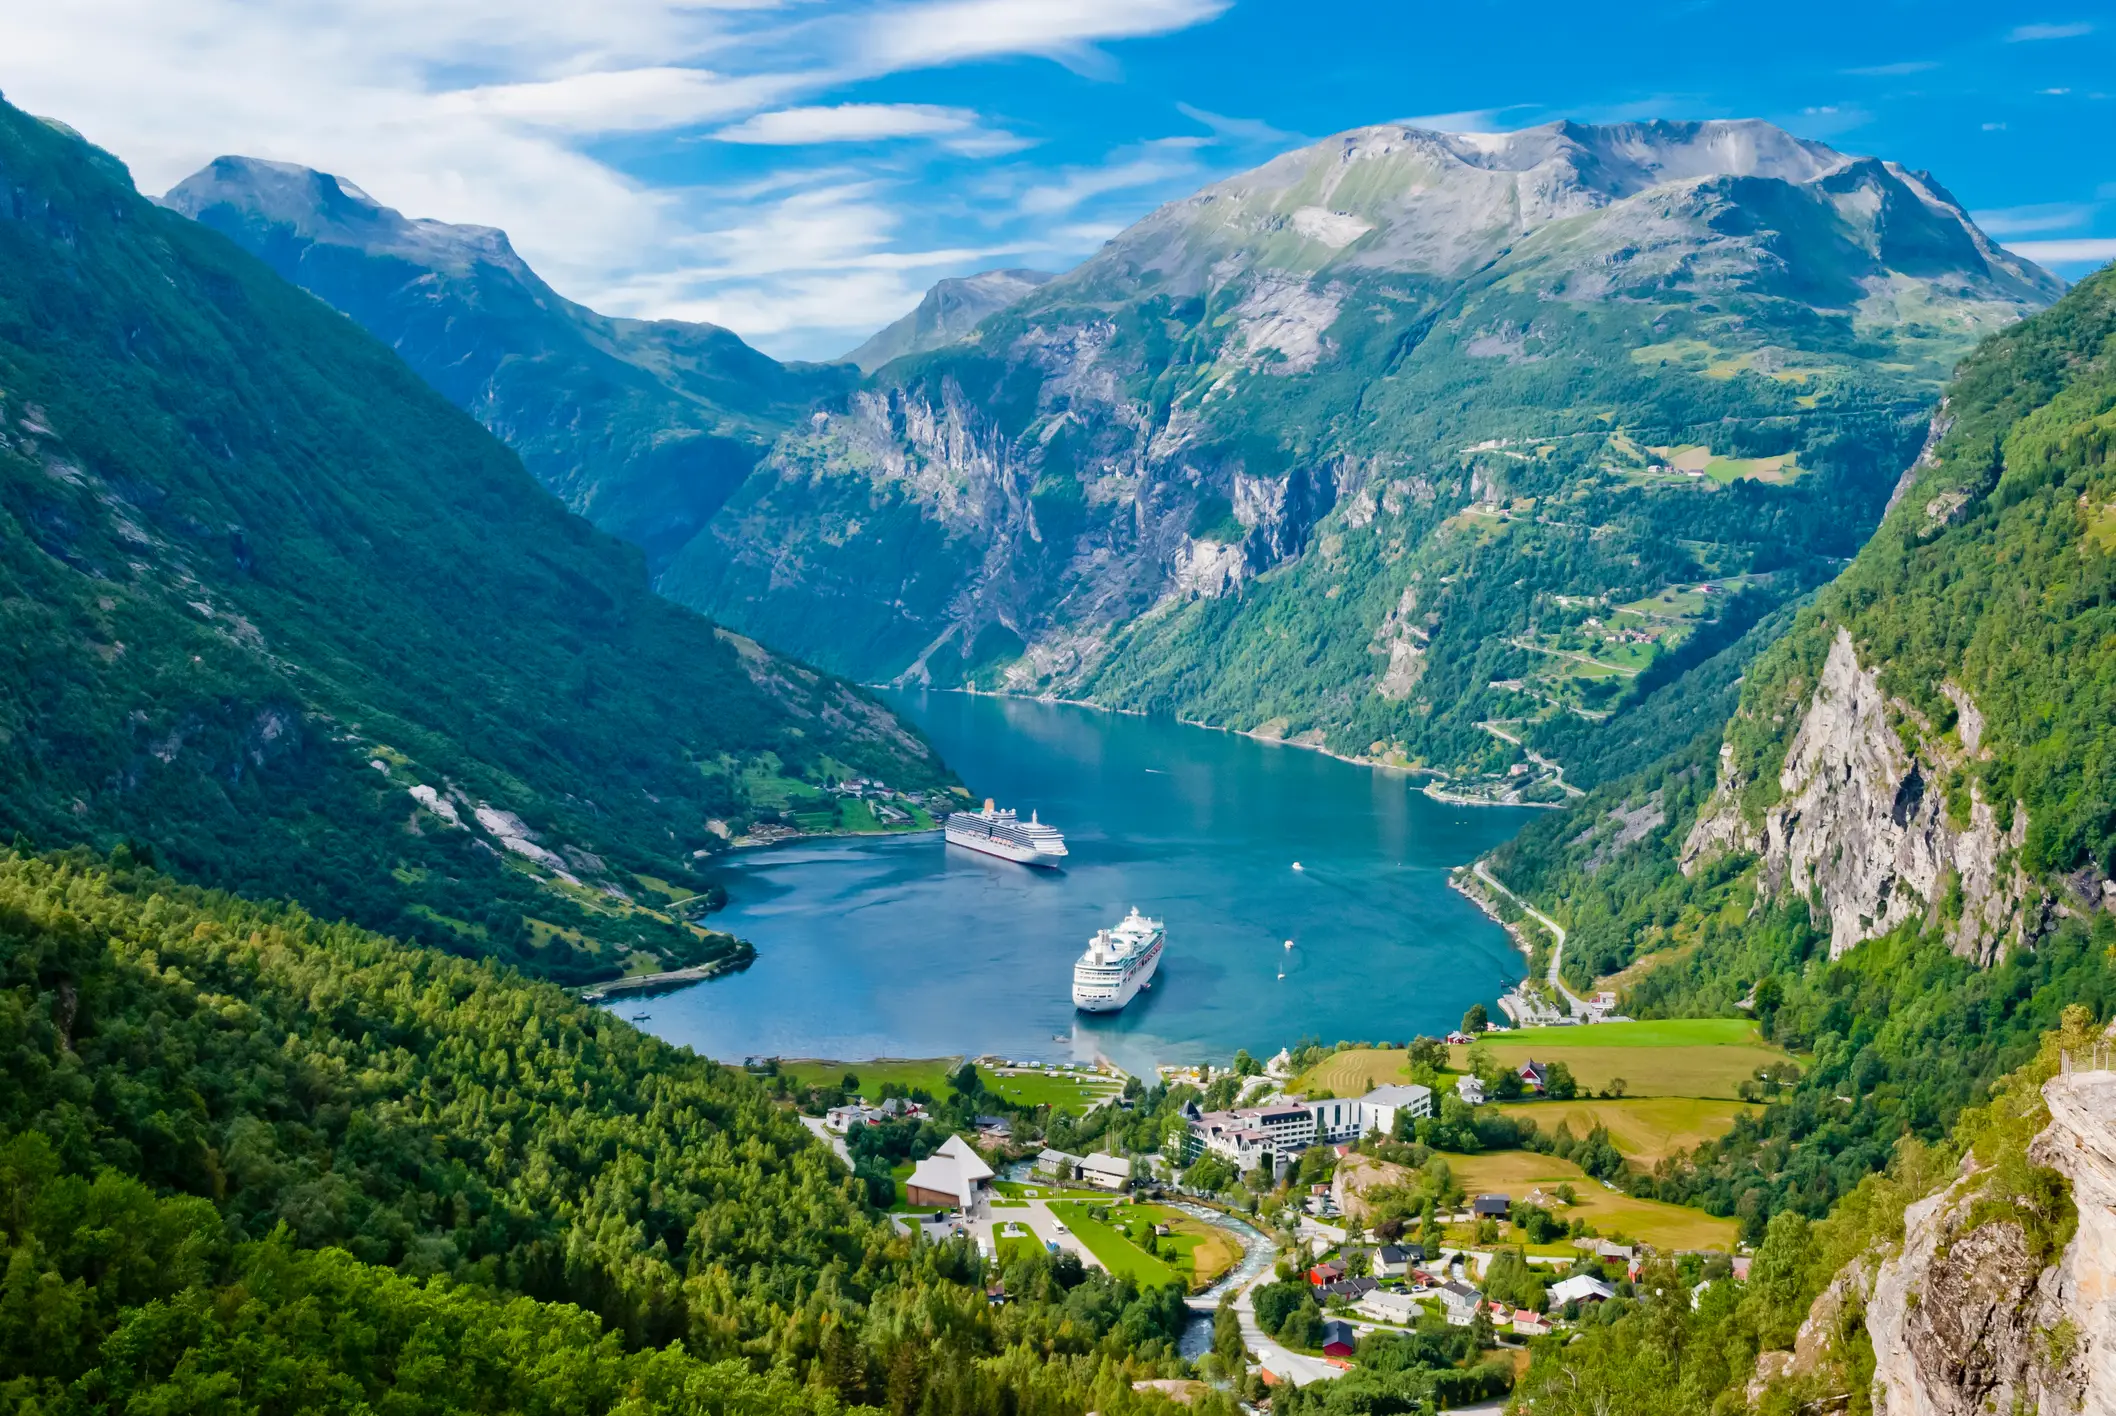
[904, 1135, 995, 1210]
[1549, 1274, 1616, 1307]
[1356, 1084, 1433, 1137]
[1355, 1290, 1422, 1325]
[1187, 1085, 1433, 1169]
[1080, 1152, 1132, 1190]
[1455, 1074, 1486, 1106]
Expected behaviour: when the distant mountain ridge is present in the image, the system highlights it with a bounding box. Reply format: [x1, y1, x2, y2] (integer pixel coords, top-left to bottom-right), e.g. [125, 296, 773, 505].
[164, 156, 855, 568]
[841, 268, 1056, 372]
[0, 100, 948, 984]
[661, 118, 2060, 790]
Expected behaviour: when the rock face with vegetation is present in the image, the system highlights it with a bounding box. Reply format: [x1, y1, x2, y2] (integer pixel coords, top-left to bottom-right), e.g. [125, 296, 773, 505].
[1864, 1062, 2114, 1415]
[663, 119, 2056, 787]
[164, 156, 854, 569]
[1677, 263, 2116, 967]
[0, 101, 947, 984]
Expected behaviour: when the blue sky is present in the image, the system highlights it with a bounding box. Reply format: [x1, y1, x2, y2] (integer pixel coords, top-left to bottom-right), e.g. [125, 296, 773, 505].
[7, 0, 2112, 359]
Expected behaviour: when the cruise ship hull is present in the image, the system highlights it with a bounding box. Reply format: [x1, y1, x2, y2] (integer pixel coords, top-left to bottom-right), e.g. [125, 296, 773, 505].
[1073, 936, 1163, 1012]
[945, 822, 1066, 866]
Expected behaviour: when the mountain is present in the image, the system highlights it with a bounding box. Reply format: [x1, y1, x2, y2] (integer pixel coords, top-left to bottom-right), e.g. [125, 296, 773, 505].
[658, 119, 2060, 794]
[1480, 262, 2116, 1239]
[841, 267, 1057, 371]
[164, 156, 855, 568]
[0, 99, 948, 984]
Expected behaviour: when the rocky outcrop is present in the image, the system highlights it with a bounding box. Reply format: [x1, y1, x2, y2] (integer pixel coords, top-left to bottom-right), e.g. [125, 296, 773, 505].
[1864, 1066, 2116, 1416]
[1682, 629, 2030, 963]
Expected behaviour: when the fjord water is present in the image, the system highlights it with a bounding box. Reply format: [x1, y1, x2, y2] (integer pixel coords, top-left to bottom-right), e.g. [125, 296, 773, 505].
[628, 692, 1535, 1073]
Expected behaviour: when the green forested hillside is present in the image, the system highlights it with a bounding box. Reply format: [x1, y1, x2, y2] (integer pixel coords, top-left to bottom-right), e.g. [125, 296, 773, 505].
[0, 100, 948, 983]
[1482, 267, 2116, 1231]
[166, 156, 857, 571]
[0, 849, 1203, 1413]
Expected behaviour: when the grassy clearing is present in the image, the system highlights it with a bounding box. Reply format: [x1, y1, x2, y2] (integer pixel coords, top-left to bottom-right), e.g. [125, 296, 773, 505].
[775, 1059, 1115, 1113]
[1590, 943, 1696, 996]
[1293, 1048, 1411, 1097]
[779, 1057, 961, 1095]
[1049, 1200, 1182, 1287]
[1495, 1097, 1757, 1164]
[1451, 1042, 1788, 1100]
[984, 1069, 1122, 1111]
[1494, 1020, 1762, 1048]
[1438, 1150, 1739, 1251]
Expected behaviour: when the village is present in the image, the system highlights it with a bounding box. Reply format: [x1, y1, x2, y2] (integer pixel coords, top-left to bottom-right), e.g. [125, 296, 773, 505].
[775, 1022, 1770, 1392]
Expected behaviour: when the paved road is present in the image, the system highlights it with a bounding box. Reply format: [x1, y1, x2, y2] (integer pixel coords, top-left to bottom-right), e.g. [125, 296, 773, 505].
[1231, 1265, 1345, 1386]
[798, 1115, 855, 1169]
[975, 1196, 1102, 1271]
[1475, 861, 1588, 1013]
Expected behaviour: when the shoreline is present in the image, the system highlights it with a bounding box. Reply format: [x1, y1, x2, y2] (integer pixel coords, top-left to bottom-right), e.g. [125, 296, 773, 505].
[579, 952, 751, 1002]
[908, 683, 1567, 803]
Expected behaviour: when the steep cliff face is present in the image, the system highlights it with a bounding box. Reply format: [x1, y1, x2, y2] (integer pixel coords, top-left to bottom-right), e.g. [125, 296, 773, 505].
[1682, 628, 2031, 963]
[1676, 266, 2116, 972]
[666, 119, 2055, 778]
[1863, 1065, 2116, 1416]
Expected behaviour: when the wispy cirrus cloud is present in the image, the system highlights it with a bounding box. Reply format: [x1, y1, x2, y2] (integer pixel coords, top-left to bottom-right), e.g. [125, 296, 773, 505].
[1971, 201, 2098, 236]
[2007, 20, 2093, 41]
[1844, 60, 1938, 77]
[2007, 237, 2116, 263]
[713, 103, 1029, 155]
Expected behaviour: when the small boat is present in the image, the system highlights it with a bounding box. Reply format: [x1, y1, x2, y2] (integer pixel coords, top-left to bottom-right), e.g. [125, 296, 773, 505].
[630, 1011, 650, 1021]
[1277, 970, 1285, 980]
[1292, 861, 1304, 871]
[1284, 939, 1294, 950]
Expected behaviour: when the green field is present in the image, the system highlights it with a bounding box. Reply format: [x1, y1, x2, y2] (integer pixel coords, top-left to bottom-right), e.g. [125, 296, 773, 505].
[779, 1057, 961, 1095]
[1291, 1047, 1412, 1097]
[1452, 1021, 1794, 1100]
[1496, 1020, 1761, 1048]
[1439, 1150, 1739, 1252]
[983, 1068, 1123, 1111]
[1048, 1201, 1182, 1288]
[777, 1058, 1115, 1113]
[1495, 1096, 1757, 1163]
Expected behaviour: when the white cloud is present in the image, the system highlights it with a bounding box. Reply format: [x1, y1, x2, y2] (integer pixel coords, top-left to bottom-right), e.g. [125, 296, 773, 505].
[858, 0, 1231, 70]
[1845, 60, 1939, 76]
[1983, 121, 2009, 130]
[712, 103, 1028, 155]
[2006, 237, 2116, 264]
[435, 67, 800, 134]
[1392, 109, 1508, 133]
[2007, 21, 2093, 40]
[1017, 143, 1202, 216]
[1175, 103, 1292, 145]
[1971, 202, 2097, 236]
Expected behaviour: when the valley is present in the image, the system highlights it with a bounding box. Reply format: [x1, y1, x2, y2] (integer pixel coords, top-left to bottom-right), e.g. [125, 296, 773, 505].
[0, 64, 2111, 1416]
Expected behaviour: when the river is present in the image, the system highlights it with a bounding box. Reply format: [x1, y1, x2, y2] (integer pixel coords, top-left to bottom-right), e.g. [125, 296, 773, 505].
[619, 690, 1535, 1074]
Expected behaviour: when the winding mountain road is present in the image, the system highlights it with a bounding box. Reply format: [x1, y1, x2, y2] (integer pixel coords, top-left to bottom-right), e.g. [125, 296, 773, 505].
[1474, 861, 1588, 1014]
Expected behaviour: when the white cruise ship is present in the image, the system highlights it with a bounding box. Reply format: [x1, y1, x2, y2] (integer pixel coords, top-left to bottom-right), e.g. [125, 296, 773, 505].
[944, 799, 1068, 867]
[1072, 908, 1165, 1012]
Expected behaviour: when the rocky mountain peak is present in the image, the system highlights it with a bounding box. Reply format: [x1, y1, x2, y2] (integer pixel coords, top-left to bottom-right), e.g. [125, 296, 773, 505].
[840, 267, 1057, 372]
[1058, 116, 2057, 304]
[164, 155, 520, 275]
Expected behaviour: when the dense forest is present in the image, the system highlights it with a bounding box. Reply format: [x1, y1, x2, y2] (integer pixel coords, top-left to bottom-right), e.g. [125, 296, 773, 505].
[0, 848, 1213, 1414]
[0, 98, 949, 986]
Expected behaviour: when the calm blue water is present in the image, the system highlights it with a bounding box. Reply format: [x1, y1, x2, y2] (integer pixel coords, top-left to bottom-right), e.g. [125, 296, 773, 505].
[620, 691, 1535, 1074]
